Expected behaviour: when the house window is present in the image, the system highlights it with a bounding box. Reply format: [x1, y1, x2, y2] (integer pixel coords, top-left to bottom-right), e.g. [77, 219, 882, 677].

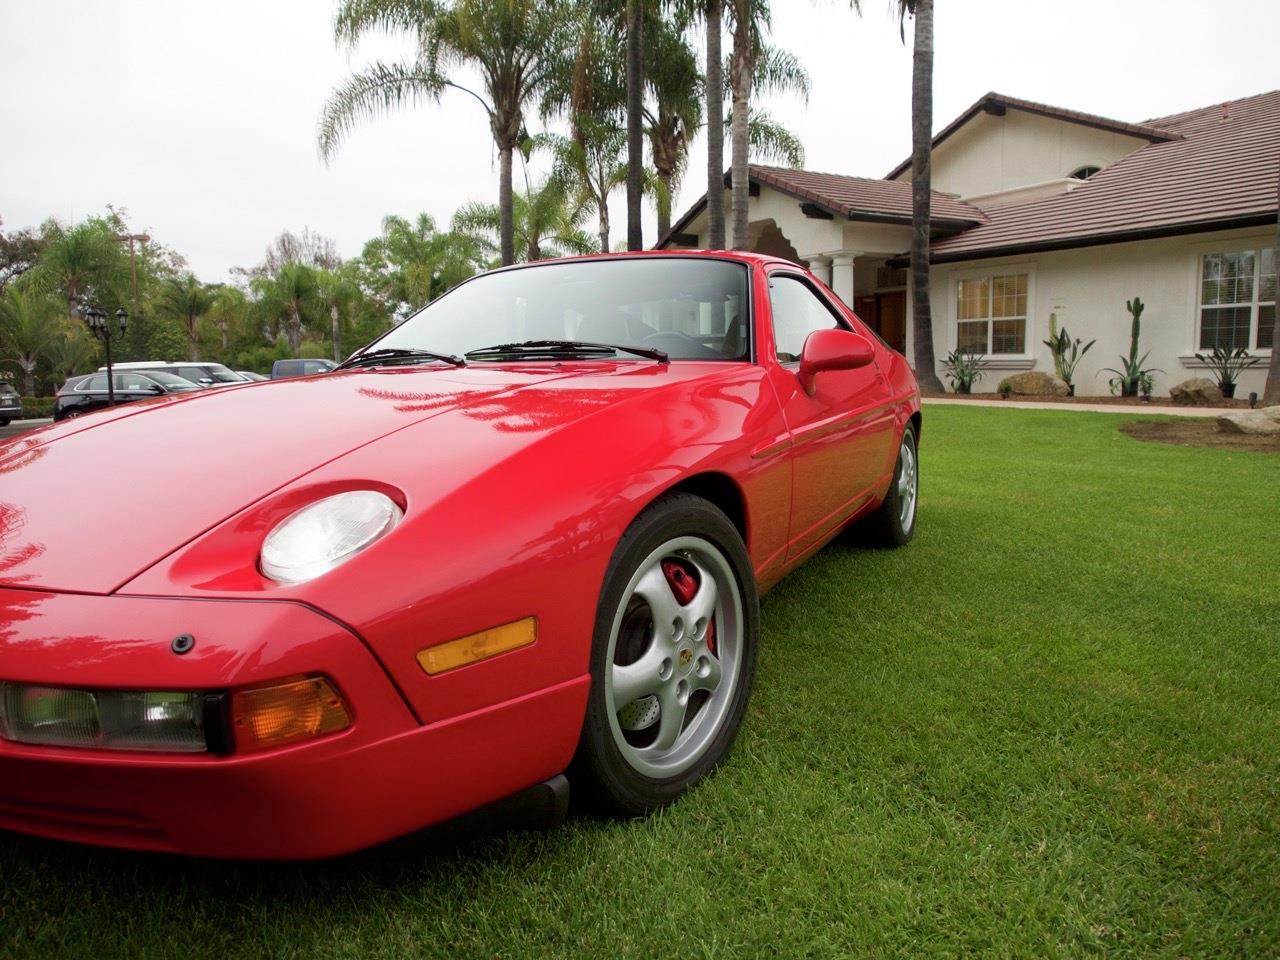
[955, 273, 1028, 355]
[1069, 165, 1102, 180]
[1199, 248, 1275, 351]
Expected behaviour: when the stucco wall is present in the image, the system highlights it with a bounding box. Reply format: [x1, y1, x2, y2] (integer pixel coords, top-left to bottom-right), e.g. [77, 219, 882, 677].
[903, 110, 1151, 200]
[911, 227, 1275, 398]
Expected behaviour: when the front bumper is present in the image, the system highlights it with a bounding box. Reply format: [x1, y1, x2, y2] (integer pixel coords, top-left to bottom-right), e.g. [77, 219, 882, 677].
[0, 588, 588, 859]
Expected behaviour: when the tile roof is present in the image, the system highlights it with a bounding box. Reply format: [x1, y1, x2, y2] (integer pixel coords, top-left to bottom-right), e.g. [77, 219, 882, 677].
[884, 92, 1182, 181]
[929, 90, 1280, 262]
[746, 164, 988, 227]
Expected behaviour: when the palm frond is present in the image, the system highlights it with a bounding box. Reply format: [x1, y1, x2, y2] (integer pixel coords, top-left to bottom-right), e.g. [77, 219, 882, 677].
[744, 109, 805, 167]
[753, 45, 810, 102]
[317, 60, 448, 162]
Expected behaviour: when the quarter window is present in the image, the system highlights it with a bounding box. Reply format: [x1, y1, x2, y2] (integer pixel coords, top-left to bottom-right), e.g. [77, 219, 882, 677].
[955, 273, 1028, 355]
[1199, 248, 1275, 351]
[768, 274, 847, 362]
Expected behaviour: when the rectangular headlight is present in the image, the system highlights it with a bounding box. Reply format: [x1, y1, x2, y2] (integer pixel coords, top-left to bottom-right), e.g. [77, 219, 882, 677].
[0, 682, 209, 753]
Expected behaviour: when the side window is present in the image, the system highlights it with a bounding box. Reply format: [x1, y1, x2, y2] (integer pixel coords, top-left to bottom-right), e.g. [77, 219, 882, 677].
[768, 274, 848, 362]
[79, 374, 107, 392]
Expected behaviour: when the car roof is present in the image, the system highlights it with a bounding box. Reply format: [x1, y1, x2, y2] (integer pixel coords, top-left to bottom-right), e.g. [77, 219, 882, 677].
[479, 249, 796, 276]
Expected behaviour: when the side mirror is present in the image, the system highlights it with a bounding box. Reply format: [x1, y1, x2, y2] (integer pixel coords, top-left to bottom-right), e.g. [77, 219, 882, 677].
[199, 378, 214, 385]
[797, 328, 876, 396]
[148, 384, 165, 394]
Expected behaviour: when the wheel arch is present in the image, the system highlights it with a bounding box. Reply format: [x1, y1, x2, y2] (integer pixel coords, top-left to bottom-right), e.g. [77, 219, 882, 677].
[908, 409, 922, 445]
[649, 471, 750, 552]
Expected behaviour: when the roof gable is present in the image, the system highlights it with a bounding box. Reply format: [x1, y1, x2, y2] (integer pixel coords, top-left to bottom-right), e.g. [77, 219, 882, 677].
[885, 92, 1182, 181]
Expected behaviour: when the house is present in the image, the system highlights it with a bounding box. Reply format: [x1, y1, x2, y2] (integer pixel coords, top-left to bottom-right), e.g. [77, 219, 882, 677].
[657, 90, 1278, 398]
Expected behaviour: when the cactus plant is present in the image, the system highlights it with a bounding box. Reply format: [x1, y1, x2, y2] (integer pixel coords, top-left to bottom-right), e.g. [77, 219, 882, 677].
[1102, 297, 1161, 397]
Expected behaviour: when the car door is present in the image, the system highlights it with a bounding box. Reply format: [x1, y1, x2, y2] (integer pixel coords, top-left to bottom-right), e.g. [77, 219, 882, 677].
[764, 269, 897, 559]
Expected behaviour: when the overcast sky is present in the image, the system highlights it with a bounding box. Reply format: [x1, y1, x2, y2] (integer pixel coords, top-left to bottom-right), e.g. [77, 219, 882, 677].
[2, 0, 1276, 282]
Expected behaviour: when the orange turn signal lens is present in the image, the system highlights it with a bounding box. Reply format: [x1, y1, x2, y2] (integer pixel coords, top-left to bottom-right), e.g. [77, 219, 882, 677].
[230, 677, 350, 754]
[417, 617, 537, 676]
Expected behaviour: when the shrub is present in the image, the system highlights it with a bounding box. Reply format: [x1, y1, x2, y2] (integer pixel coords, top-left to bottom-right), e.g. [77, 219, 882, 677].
[18, 397, 55, 419]
[942, 349, 987, 394]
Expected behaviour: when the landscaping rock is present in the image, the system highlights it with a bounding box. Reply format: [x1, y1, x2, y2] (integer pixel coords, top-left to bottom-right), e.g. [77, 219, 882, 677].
[1170, 377, 1220, 405]
[1215, 406, 1280, 436]
[1001, 372, 1070, 397]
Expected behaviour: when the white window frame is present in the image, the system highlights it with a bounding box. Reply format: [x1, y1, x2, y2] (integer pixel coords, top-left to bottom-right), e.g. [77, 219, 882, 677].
[947, 262, 1037, 369]
[1187, 243, 1275, 358]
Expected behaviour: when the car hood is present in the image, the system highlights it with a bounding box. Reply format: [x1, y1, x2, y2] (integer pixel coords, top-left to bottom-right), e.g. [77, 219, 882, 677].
[0, 365, 676, 594]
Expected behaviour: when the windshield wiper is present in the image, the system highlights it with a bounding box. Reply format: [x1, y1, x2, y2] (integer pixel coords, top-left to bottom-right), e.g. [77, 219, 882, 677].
[465, 340, 668, 363]
[338, 347, 466, 370]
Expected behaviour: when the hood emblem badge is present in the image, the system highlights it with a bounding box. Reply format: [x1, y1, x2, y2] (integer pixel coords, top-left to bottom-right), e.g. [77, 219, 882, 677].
[171, 634, 196, 656]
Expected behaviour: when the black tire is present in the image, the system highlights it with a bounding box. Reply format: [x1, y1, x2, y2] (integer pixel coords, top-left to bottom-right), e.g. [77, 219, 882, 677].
[0, 418, 9, 427]
[571, 493, 760, 816]
[857, 424, 919, 548]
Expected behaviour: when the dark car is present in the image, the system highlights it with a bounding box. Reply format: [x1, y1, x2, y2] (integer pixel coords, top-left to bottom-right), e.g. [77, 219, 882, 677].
[271, 358, 338, 380]
[104, 361, 246, 387]
[236, 370, 269, 382]
[54, 370, 202, 421]
[0, 382, 21, 426]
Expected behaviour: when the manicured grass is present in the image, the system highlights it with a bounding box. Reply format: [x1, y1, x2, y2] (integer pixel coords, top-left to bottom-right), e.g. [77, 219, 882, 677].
[3, 406, 1278, 959]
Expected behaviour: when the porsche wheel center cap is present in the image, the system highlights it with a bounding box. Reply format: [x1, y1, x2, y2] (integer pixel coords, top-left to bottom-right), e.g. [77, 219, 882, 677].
[677, 647, 694, 672]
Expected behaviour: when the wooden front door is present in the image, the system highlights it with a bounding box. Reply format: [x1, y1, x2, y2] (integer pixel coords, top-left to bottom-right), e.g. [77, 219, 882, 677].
[875, 291, 906, 354]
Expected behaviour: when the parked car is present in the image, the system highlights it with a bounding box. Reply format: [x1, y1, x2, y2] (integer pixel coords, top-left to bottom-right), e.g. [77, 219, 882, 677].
[0, 252, 920, 859]
[271, 358, 338, 379]
[0, 382, 21, 425]
[236, 370, 269, 382]
[102, 361, 246, 387]
[53, 369, 203, 420]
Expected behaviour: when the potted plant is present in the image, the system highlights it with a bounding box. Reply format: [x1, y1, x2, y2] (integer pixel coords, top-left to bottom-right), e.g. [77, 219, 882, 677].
[941, 349, 987, 395]
[1193, 345, 1260, 399]
[1102, 297, 1162, 397]
[998, 378, 1012, 399]
[1139, 371, 1154, 402]
[1043, 326, 1095, 396]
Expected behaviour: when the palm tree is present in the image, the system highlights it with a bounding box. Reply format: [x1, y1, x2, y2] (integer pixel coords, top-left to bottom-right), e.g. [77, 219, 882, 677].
[454, 177, 595, 263]
[208, 286, 249, 354]
[320, 0, 571, 267]
[644, 14, 703, 240]
[624, 0, 645, 250]
[543, 125, 629, 254]
[704, 0, 726, 249]
[0, 287, 62, 396]
[161, 274, 214, 361]
[45, 329, 99, 387]
[356, 213, 485, 323]
[316, 268, 363, 362]
[32, 219, 124, 322]
[896, 0, 944, 392]
[726, 5, 810, 249]
[252, 263, 319, 356]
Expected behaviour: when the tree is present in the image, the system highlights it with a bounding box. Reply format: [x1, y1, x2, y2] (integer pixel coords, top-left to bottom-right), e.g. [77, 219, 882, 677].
[32, 219, 126, 322]
[726, 3, 809, 249]
[0, 287, 62, 396]
[160, 273, 214, 361]
[897, 0, 944, 392]
[0, 219, 44, 293]
[1263, 165, 1279, 406]
[644, 13, 703, 239]
[705, 0, 726, 249]
[45, 329, 99, 388]
[625, 0, 645, 250]
[321, 0, 571, 267]
[355, 213, 486, 322]
[454, 177, 595, 263]
[544, 124, 629, 254]
[252, 263, 319, 356]
[316, 268, 363, 362]
[208, 286, 250, 354]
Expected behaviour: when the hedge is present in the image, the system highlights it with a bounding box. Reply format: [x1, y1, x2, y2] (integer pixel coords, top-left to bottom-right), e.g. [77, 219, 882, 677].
[16, 397, 56, 419]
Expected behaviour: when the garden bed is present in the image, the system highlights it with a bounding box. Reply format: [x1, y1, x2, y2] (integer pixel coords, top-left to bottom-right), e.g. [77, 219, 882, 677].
[922, 390, 1249, 409]
[1120, 418, 1280, 452]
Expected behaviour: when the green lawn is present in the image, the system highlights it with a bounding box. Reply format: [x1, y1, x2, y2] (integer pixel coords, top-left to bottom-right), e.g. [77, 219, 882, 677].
[4, 406, 1279, 959]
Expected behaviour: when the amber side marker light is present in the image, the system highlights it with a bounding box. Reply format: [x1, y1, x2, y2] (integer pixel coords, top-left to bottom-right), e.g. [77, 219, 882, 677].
[231, 677, 350, 754]
[418, 617, 538, 676]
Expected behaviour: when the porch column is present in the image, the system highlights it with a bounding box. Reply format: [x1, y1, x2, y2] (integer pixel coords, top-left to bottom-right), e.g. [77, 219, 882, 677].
[830, 253, 858, 308]
[805, 256, 832, 287]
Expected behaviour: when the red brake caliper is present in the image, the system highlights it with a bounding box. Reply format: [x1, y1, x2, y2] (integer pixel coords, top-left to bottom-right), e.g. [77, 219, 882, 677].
[661, 558, 716, 655]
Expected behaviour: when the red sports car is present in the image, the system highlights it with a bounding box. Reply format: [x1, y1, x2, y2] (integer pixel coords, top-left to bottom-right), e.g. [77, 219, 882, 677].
[0, 251, 920, 859]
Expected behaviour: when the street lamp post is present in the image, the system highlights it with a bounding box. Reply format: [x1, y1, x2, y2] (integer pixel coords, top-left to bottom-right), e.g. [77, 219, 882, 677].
[84, 306, 128, 407]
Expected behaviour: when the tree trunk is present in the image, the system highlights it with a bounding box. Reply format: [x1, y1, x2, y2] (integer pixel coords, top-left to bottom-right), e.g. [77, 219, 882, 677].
[908, 0, 944, 392]
[21, 358, 35, 398]
[1262, 163, 1280, 406]
[657, 168, 674, 240]
[729, 16, 752, 251]
[498, 142, 515, 266]
[625, 0, 644, 251]
[187, 321, 200, 361]
[288, 304, 302, 356]
[599, 201, 611, 255]
[331, 304, 341, 362]
[704, 0, 725, 250]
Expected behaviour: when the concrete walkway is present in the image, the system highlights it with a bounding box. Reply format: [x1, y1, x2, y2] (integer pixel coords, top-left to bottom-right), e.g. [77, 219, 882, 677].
[923, 397, 1220, 417]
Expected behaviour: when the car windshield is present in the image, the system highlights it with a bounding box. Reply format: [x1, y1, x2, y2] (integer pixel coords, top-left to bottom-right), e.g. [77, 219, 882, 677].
[148, 371, 200, 389]
[204, 365, 243, 383]
[369, 257, 751, 362]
